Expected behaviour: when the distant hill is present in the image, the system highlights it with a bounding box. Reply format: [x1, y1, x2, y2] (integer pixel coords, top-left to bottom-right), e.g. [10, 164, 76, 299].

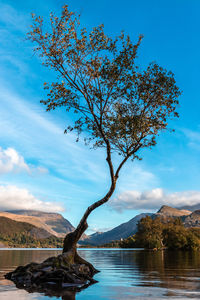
[154, 205, 193, 225]
[82, 213, 152, 246]
[156, 205, 191, 217]
[1, 210, 75, 238]
[0, 216, 63, 248]
[0, 216, 51, 238]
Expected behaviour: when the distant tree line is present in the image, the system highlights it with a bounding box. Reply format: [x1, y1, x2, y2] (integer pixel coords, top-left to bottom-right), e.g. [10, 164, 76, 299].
[0, 232, 63, 248]
[120, 216, 200, 250]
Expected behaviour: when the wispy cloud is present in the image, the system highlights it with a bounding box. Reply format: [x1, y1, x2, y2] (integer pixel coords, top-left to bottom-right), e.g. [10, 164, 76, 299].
[0, 147, 29, 174]
[0, 2, 29, 32]
[182, 128, 200, 150]
[117, 163, 158, 192]
[0, 84, 108, 183]
[110, 188, 200, 212]
[0, 184, 64, 212]
[0, 147, 48, 175]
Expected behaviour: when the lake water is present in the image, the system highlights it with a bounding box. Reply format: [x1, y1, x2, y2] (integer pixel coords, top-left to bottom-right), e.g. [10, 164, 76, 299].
[1, 249, 200, 299]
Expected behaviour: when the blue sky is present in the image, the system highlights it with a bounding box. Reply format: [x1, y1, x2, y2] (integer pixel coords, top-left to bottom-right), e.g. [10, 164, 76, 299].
[0, 0, 200, 233]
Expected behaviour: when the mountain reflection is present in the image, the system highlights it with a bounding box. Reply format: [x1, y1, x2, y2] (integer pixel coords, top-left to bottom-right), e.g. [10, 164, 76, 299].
[79, 249, 200, 293]
[83, 249, 200, 293]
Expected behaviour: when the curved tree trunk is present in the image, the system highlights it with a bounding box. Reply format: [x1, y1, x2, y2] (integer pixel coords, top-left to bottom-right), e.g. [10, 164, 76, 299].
[62, 180, 116, 274]
[62, 140, 129, 274]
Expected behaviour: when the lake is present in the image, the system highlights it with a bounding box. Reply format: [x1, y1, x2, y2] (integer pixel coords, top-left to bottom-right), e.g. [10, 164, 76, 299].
[1, 248, 200, 299]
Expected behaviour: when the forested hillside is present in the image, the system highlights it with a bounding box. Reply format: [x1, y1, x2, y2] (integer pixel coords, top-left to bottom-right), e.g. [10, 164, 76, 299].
[0, 216, 63, 248]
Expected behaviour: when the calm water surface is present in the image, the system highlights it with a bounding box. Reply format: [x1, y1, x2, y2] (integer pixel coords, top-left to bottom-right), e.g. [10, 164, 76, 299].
[0, 248, 200, 299]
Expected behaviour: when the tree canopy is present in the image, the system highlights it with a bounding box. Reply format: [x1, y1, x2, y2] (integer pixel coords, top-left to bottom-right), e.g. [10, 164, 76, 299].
[28, 5, 180, 170]
[124, 216, 200, 250]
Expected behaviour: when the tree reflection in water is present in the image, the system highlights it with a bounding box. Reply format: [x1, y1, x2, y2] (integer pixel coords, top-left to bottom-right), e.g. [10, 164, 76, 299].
[130, 250, 200, 292]
[62, 292, 76, 300]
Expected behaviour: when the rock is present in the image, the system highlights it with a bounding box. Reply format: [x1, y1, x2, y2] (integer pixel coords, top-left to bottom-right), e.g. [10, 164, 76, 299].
[78, 264, 90, 274]
[41, 266, 53, 272]
[5, 253, 98, 295]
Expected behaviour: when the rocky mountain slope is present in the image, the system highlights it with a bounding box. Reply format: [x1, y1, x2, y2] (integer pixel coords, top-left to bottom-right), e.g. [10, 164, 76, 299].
[156, 205, 191, 218]
[182, 210, 200, 227]
[82, 213, 152, 246]
[1, 210, 75, 238]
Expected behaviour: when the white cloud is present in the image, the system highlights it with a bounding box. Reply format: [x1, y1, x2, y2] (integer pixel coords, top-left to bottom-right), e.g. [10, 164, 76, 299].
[0, 147, 30, 174]
[0, 185, 64, 212]
[110, 188, 200, 212]
[0, 147, 48, 175]
[87, 226, 112, 235]
[0, 86, 107, 183]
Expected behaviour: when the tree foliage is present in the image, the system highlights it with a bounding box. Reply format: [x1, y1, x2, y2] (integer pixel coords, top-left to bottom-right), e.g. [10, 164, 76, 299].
[135, 216, 164, 249]
[28, 5, 180, 162]
[127, 216, 200, 250]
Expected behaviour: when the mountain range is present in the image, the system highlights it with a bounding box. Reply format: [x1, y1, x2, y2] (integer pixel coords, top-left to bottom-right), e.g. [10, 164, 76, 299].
[82, 205, 200, 245]
[81, 213, 153, 245]
[0, 210, 74, 238]
[1, 204, 200, 247]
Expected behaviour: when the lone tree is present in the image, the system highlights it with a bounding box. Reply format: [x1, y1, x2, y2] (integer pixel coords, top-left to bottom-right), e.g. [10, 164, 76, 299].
[28, 5, 180, 271]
